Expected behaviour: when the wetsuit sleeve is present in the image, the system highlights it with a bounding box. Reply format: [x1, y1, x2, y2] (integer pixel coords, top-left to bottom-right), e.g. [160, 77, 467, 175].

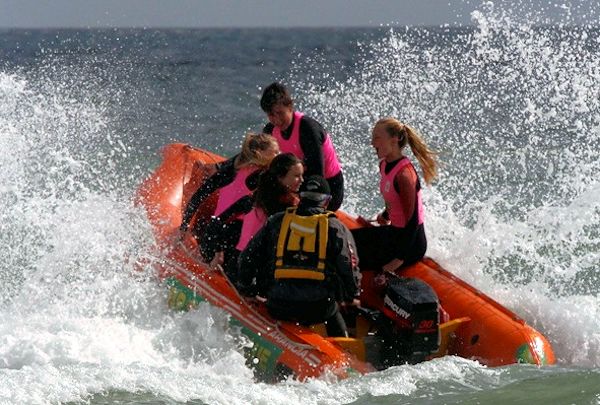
[214, 196, 253, 223]
[237, 216, 277, 297]
[298, 116, 327, 177]
[329, 219, 359, 302]
[237, 229, 264, 296]
[392, 167, 418, 260]
[180, 155, 237, 230]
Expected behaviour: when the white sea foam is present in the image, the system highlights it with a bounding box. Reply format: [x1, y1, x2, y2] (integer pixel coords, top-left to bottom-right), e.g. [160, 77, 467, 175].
[1, 2, 599, 403]
[0, 71, 495, 405]
[295, 1, 600, 371]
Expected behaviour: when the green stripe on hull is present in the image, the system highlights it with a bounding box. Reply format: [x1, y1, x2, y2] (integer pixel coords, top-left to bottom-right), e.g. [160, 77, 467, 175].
[165, 277, 285, 379]
[166, 277, 204, 310]
[516, 342, 550, 365]
[233, 319, 284, 381]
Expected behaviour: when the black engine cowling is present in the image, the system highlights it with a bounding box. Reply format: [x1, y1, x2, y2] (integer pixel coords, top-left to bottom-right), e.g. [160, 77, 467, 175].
[364, 276, 440, 368]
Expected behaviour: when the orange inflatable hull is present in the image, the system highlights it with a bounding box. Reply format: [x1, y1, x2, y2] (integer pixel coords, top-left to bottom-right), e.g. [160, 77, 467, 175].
[136, 143, 555, 380]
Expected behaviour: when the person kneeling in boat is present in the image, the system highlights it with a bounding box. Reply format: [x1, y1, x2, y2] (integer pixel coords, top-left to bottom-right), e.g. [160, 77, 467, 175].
[237, 175, 360, 337]
[179, 133, 279, 266]
[352, 118, 438, 275]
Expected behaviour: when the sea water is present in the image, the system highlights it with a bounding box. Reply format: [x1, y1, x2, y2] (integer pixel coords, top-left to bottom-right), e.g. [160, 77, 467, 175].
[1, 3, 600, 404]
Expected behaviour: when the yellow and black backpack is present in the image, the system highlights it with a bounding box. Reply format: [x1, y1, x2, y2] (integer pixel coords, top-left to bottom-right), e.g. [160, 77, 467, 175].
[274, 207, 335, 281]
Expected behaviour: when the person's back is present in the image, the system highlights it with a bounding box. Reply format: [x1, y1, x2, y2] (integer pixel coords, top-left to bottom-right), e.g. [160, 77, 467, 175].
[238, 175, 359, 336]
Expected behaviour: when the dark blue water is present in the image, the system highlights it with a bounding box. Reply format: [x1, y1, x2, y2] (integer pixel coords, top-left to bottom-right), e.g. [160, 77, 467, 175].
[1, 9, 600, 404]
[1, 28, 374, 157]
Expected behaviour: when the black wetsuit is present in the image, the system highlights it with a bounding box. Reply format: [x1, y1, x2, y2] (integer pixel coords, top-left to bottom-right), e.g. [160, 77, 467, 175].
[351, 158, 427, 269]
[179, 154, 259, 270]
[264, 115, 344, 211]
[180, 155, 237, 232]
[237, 203, 359, 336]
[200, 196, 254, 280]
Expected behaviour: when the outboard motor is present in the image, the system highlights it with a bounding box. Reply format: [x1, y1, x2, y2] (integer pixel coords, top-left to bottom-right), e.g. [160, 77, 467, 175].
[364, 276, 440, 368]
[383, 277, 440, 352]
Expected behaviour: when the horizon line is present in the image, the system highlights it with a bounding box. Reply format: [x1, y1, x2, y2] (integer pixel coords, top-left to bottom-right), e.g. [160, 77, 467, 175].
[1, 23, 595, 30]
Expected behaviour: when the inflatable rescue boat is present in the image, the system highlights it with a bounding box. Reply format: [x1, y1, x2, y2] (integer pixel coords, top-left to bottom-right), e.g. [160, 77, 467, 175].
[136, 143, 556, 381]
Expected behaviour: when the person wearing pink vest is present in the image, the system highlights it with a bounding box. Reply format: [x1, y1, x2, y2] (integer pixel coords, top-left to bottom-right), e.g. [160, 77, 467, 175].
[236, 153, 303, 252]
[210, 153, 303, 281]
[352, 118, 439, 274]
[179, 133, 279, 269]
[180, 133, 279, 235]
[260, 82, 344, 211]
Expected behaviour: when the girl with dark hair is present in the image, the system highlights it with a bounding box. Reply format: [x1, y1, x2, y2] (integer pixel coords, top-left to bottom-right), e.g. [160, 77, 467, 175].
[236, 152, 304, 252]
[207, 153, 304, 280]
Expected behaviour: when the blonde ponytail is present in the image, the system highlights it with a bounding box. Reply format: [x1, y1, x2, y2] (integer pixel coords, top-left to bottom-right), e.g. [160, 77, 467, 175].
[374, 118, 438, 185]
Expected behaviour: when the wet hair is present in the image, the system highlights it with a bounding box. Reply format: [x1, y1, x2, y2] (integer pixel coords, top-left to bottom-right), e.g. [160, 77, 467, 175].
[374, 117, 439, 185]
[234, 132, 278, 169]
[254, 153, 303, 215]
[260, 82, 294, 114]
